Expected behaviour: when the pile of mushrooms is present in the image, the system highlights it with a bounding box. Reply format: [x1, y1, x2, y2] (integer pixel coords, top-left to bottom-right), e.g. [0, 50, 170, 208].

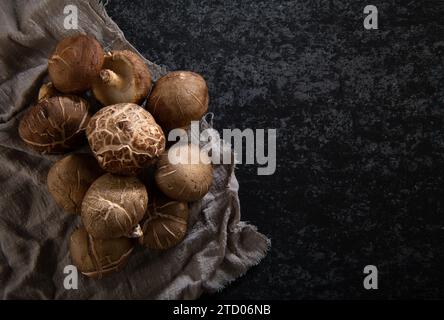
[19, 34, 213, 279]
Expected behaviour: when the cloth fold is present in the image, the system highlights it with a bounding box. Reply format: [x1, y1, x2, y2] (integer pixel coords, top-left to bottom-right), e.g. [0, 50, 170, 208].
[0, 0, 270, 299]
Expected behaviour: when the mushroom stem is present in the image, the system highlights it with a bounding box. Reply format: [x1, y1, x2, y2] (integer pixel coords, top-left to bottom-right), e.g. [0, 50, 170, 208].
[128, 224, 143, 238]
[100, 69, 124, 89]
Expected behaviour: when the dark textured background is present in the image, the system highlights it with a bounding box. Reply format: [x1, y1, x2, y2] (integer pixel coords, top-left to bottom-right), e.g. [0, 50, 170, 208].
[106, 0, 444, 299]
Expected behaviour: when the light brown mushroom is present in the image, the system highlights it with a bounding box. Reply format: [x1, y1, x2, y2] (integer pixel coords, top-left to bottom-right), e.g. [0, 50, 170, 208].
[48, 34, 104, 93]
[69, 227, 134, 279]
[81, 173, 148, 239]
[155, 143, 213, 201]
[147, 71, 209, 131]
[47, 154, 104, 214]
[92, 50, 152, 106]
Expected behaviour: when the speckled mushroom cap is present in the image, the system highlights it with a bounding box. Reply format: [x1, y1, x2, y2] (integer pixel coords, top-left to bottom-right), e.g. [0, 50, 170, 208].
[86, 103, 165, 175]
[139, 192, 189, 250]
[81, 173, 148, 239]
[47, 153, 104, 214]
[18, 95, 91, 154]
[69, 227, 134, 279]
[155, 143, 213, 201]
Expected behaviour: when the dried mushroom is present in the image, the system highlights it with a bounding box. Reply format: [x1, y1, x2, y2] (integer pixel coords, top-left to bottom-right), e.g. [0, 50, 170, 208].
[81, 173, 148, 239]
[147, 71, 209, 131]
[47, 154, 104, 214]
[92, 50, 152, 106]
[69, 227, 134, 279]
[86, 103, 165, 175]
[18, 95, 91, 153]
[48, 34, 104, 93]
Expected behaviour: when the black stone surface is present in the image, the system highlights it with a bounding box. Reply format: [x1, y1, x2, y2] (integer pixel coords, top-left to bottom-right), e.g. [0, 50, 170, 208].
[106, 0, 444, 299]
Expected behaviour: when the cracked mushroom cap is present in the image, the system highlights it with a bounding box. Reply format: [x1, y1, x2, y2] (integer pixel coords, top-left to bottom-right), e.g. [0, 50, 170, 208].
[69, 227, 134, 279]
[86, 103, 165, 175]
[47, 154, 104, 214]
[48, 34, 104, 93]
[81, 173, 148, 239]
[92, 50, 152, 106]
[155, 143, 213, 201]
[147, 71, 209, 131]
[18, 95, 91, 154]
[139, 192, 189, 250]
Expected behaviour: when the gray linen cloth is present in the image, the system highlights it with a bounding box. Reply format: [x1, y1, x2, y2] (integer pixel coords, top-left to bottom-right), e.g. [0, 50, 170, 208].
[0, 0, 270, 299]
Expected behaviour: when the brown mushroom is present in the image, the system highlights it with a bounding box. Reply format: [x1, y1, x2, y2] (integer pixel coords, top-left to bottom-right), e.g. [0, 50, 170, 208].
[155, 143, 213, 201]
[38, 82, 60, 101]
[139, 191, 189, 250]
[69, 227, 134, 279]
[147, 71, 209, 131]
[48, 34, 104, 93]
[81, 173, 148, 239]
[86, 103, 165, 175]
[92, 50, 152, 106]
[18, 95, 91, 153]
[47, 154, 104, 214]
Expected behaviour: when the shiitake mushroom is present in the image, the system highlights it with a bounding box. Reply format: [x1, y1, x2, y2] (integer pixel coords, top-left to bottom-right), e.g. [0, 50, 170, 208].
[47, 154, 104, 214]
[86, 103, 165, 175]
[92, 50, 152, 106]
[69, 227, 134, 279]
[139, 191, 189, 250]
[155, 143, 213, 201]
[18, 95, 91, 153]
[20, 33, 220, 280]
[48, 34, 104, 93]
[147, 71, 209, 131]
[81, 173, 148, 239]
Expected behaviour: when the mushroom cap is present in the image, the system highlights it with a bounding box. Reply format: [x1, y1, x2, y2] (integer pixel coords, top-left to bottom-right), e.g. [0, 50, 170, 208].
[92, 50, 152, 106]
[147, 71, 209, 131]
[69, 228, 134, 279]
[38, 82, 59, 101]
[48, 34, 104, 93]
[18, 95, 91, 154]
[155, 143, 213, 201]
[139, 192, 189, 250]
[47, 154, 104, 214]
[81, 173, 148, 239]
[86, 103, 165, 175]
